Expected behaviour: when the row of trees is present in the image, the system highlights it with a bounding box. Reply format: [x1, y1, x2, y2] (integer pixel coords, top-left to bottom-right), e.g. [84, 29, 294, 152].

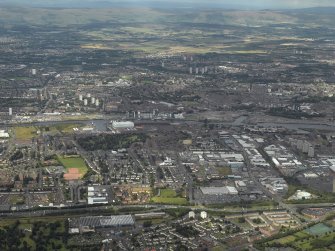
[0, 220, 68, 251]
[77, 133, 146, 151]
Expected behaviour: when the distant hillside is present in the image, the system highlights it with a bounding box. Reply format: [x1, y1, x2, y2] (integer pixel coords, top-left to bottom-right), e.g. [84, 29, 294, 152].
[0, 7, 167, 27]
[289, 7, 335, 14]
[0, 6, 333, 28]
[2, 0, 335, 11]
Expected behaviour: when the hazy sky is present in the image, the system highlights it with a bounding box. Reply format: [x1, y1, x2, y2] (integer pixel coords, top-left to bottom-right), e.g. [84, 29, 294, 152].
[3, 0, 335, 9]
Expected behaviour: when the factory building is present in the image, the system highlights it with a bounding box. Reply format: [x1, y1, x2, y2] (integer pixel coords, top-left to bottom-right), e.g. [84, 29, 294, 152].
[200, 186, 238, 195]
[0, 130, 10, 138]
[87, 186, 109, 205]
[69, 215, 135, 233]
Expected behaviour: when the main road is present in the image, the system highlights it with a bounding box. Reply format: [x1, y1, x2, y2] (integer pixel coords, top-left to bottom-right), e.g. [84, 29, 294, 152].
[0, 201, 333, 220]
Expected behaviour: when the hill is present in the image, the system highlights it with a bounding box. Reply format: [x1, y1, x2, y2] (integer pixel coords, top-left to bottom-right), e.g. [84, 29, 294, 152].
[0, 6, 334, 29]
[0, 7, 298, 28]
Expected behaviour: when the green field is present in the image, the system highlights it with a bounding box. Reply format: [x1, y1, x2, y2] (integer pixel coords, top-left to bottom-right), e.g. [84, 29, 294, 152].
[13, 124, 82, 141]
[9, 194, 25, 205]
[258, 222, 335, 251]
[304, 223, 334, 235]
[13, 126, 37, 140]
[160, 188, 177, 197]
[151, 197, 188, 205]
[207, 200, 278, 210]
[41, 124, 83, 134]
[57, 156, 89, 177]
[2, 6, 331, 58]
[217, 166, 232, 176]
[151, 188, 188, 206]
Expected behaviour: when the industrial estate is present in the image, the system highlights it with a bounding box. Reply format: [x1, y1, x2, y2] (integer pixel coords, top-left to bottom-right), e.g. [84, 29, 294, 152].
[0, 1, 335, 251]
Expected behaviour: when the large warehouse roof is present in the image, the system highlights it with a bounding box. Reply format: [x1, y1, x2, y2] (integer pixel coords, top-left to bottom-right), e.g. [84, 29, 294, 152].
[111, 121, 134, 129]
[200, 186, 238, 195]
[71, 215, 135, 228]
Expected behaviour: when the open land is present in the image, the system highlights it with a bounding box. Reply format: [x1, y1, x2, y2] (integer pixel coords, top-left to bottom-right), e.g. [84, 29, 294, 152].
[0, 3, 335, 251]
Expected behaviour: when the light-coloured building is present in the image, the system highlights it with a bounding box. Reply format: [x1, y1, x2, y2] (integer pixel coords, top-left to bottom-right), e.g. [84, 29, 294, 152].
[111, 121, 135, 129]
[189, 211, 195, 219]
[308, 146, 315, 158]
[200, 186, 238, 195]
[0, 130, 9, 138]
[87, 186, 109, 205]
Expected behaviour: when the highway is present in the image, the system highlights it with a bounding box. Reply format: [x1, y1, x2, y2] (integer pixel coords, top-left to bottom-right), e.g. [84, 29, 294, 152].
[1, 201, 334, 220]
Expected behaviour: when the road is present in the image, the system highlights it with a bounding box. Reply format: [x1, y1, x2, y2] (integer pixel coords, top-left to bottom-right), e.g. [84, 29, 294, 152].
[71, 138, 100, 174]
[238, 141, 302, 224]
[1, 201, 333, 220]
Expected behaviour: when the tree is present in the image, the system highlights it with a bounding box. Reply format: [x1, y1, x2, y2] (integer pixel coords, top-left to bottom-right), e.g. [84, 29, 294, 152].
[238, 217, 246, 223]
[143, 221, 152, 228]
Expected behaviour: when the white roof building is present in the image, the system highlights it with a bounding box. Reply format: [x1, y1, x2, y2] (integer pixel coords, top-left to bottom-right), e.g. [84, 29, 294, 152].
[200, 186, 238, 195]
[0, 130, 9, 138]
[200, 211, 207, 219]
[111, 121, 135, 129]
[189, 211, 195, 219]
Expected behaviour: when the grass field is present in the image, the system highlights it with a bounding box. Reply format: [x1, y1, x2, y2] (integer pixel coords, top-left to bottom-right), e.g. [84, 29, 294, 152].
[43, 124, 83, 134]
[13, 126, 37, 140]
[151, 188, 188, 206]
[9, 194, 25, 205]
[261, 223, 335, 251]
[217, 166, 232, 176]
[57, 156, 89, 177]
[151, 197, 188, 205]
[13, 124, 82, 141]
[207, 200, 278, 210]
[160, 188, 177, 197]
[304, 223, 334, 235]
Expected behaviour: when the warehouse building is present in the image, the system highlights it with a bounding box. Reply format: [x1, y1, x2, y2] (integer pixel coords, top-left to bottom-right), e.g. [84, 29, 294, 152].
[87, 186, 109, 205]
[69, 215, 135, 233]
[0, 130, 10, 138]
[200, 186, 238, 195]
[111, 121, 135, 129]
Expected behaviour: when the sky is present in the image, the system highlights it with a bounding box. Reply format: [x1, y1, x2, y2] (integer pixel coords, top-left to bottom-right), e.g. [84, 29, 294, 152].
[2, 0, 335, 9]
